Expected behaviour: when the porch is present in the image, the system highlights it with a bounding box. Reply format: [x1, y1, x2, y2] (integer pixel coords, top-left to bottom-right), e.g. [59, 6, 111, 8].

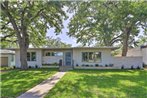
[41, 49, 73, 70]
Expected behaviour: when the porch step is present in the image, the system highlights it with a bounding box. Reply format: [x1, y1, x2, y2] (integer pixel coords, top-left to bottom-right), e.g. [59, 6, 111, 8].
[59, 66, 73, 71]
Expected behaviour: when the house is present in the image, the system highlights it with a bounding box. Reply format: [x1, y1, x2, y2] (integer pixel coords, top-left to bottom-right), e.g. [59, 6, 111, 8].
[9, 47, 143, 69]
[0, 49, 15, 67]
[127, 45, 147, 65]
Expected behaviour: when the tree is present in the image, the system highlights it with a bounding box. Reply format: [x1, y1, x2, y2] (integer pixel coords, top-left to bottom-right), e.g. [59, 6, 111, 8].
[1, 1, 67, 69]
[42, 37, 71, 48]
[68, 1, 147, 56]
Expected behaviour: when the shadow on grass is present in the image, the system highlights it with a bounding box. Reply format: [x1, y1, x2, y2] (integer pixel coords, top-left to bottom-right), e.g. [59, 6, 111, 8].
[1, 68, 58, 98]
[46, 69, 147, 98]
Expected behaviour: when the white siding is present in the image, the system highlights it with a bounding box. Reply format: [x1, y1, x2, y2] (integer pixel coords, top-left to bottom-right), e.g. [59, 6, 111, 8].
[142, 48, 147, 64]
[73, 48, 113, 66]
[113, 57, 143, 69]
[42, 56, 63, 64]
[15, 50, 42, 68]
[8, 55, 15, 67]
[15, 50, 21, 67]
[127, 47, 142, 56]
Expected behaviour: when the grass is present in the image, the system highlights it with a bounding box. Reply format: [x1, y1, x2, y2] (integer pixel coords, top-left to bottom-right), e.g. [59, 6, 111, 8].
[0, 66, 14, 71]
[45, 69, 147, 98]
[1, 68, 58, 98]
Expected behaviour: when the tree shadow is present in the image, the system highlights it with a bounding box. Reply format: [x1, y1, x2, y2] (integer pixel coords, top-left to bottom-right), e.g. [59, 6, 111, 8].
[1, 68, 58, 98]
[46, 69, 147, 98]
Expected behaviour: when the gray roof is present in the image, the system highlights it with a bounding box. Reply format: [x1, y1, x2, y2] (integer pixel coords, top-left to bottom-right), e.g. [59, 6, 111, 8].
[5, 46, 118, 51]
[0, 49, 15, 54]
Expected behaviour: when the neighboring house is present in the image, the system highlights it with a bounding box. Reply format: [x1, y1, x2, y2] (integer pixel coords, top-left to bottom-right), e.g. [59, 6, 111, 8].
[9, 47, 143, 69]
[0, 50, 15, 67]
[127, 45, 147, 65]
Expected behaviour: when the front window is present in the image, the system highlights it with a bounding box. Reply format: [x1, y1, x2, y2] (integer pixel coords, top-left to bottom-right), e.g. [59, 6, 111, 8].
[82, 52, 101, 62]
[45, 52, 63, 56]
[27, 52, 36, 61]
[31, 52, 36, 61]
[27, 52, 30, 61]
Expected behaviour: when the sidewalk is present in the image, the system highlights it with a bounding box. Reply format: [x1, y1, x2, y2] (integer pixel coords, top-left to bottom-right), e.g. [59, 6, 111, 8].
[17, 72, 66, 98]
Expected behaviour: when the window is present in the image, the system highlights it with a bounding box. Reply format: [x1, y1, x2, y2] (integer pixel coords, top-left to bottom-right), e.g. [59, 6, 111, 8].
[45, 52, 63, 56]
[31, 52, 36, 61]
[27, 52, 36, 61]
[27, 52, 30, 61]
[11, 55, 14, 62]
[46, 52, 51, 56]
[82, 52, 101, 62]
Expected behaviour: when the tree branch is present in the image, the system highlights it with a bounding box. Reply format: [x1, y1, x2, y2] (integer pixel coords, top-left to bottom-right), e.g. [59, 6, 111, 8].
[1, 21, 10, 29]
[0, 33, 15, 41]
[110, 33, 123, 44]
[30, 8, 44, 22]
[1, 1, 22, 42]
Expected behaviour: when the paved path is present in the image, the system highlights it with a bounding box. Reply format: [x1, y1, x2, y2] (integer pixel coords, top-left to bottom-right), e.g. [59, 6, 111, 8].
[17, 72, 66, 98]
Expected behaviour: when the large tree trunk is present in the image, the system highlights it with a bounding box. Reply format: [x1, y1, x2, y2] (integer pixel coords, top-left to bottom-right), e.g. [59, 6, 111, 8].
[20, 43, 28, 69]
[122, 27, 131, 56]
[18, 30, 29, 69]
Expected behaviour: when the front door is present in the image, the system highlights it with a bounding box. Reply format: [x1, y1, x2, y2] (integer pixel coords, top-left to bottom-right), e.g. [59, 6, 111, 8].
[65, 52, 72, 66]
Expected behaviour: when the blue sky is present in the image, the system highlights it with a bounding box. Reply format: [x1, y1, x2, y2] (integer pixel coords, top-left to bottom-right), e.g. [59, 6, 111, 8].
[46, 7, 145, 47]
[46, 8, 81, 47]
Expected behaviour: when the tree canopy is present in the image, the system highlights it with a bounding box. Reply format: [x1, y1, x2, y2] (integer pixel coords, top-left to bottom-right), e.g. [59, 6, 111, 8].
[1, 1, 67, 69]
[68, 1, 147, 56]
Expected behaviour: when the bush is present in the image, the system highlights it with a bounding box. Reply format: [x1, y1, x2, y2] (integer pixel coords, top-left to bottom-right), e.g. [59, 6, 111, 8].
[76, 64, 79, 67]
[53, 62, 58, 66]
[82, 64, 85, 67]
[137, 66, 140, 69]
[121, 65, 124, 69]
[35, 65, 38, 68]
[143, 63, 147, 68]
[95, 64, 99, 67]
[131, 65, 134, 69]
[105, 64, 108, 67]
[13, 66, 16, 69]
[86, 64, 89, 67]
[29, 66, 32, 68]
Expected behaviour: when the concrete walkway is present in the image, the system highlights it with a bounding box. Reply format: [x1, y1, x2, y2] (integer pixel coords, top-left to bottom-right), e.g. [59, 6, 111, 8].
[17, 72, 66, 98]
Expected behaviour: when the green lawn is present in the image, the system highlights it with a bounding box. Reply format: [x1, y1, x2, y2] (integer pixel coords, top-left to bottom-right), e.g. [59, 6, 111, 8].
[1, 68, 57, 98]
[45, 69, 147, 98]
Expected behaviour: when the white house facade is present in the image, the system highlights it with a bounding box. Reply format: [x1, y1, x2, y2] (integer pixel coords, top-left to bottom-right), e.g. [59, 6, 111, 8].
[0, 50, 15, 67]
[10, 47, 143, 69]
[127, 45, 147, 65]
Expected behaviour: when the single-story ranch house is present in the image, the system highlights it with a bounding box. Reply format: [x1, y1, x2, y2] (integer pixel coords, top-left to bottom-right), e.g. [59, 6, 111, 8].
[9, 47, 143, 70]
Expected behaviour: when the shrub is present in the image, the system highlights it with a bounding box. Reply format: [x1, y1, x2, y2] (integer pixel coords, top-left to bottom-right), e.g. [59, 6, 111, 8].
[121, 65, 124, 69]
[13, 66, 16, 69]
[143, 63, 147, 68]
[53, 62, 58, 66]
[131, 65, 134, 69]
[95, 64, 99, 67]
[29, 66, 32, 68]
[82, 64, 85, 67]
[76, 64, 79, 67]
[86, 64, 89, 67]
[137, 66, 140, 69]
[35, 65, 38, 68]
[105, 64, 108, 67]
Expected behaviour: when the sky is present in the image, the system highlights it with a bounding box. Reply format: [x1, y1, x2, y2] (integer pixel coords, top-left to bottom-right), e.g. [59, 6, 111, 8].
[46, 7, 146, 47]
[46, 7, 81, 47]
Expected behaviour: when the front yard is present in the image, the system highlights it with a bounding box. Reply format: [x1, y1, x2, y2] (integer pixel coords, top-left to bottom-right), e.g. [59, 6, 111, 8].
[1, 68, 57, 98]
[45, 69, 147, 98]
